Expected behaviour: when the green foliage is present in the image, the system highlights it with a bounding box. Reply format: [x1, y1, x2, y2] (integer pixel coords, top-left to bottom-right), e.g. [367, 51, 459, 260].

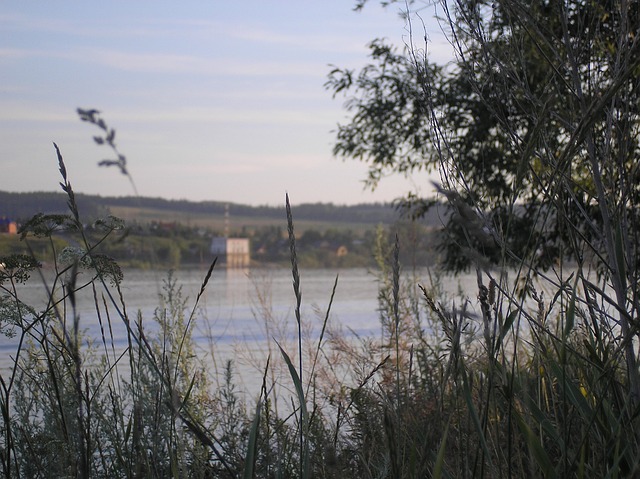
[0, 254, 40, 285]
[328, 0, 640, 274]
[2, 141, 640, 478]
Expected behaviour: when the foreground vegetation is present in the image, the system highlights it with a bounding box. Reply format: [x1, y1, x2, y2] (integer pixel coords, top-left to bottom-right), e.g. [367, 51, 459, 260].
[2, 0, 640, 476]
[0, 148, 638, 477]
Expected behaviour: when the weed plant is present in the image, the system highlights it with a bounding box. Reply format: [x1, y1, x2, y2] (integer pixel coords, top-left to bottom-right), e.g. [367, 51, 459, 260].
[1, 120, 639, 477]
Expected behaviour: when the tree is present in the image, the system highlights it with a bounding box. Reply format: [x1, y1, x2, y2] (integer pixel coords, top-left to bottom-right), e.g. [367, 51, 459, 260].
[329, 0, 640, 398]
[327, 0, 640, 271]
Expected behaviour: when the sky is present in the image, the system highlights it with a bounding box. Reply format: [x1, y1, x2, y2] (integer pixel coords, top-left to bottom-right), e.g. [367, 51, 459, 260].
[0, 1, 451, 207]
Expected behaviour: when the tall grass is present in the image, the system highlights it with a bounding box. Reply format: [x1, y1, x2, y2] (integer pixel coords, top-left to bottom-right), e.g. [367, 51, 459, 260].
[1, 131, 639, 477]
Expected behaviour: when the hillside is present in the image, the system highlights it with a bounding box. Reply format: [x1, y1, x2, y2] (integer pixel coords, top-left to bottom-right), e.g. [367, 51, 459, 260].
[0, 191, 443, 233]
[0, 190, 444, 268]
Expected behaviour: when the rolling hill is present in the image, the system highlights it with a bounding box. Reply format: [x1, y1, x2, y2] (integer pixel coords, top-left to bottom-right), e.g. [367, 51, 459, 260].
[0, 191, 425, 233]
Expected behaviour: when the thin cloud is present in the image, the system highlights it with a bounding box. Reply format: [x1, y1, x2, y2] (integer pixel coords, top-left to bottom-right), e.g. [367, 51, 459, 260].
[222, 25, 375, 55]
[177, 162, 265, 175]
[108, 106, 338, 127]
[0, 47, 35, 60]
[0, 44, 326, 78]
[75, 47, 325, 77]
[0, 12, 169, 40]
[1, 11, 388, 58]
[0, 103, 71, 122]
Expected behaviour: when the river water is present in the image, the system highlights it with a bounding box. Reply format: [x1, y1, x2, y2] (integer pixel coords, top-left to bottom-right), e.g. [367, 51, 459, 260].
[0, 265, 484, 393]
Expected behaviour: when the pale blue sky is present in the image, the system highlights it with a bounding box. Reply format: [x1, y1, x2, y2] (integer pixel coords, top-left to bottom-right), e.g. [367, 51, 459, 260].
[1, 1, 450, 206]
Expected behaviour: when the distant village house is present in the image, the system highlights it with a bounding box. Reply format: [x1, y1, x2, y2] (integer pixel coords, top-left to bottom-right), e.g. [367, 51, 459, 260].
[0, 217, 17, 234]
[210, 237, 250, 268]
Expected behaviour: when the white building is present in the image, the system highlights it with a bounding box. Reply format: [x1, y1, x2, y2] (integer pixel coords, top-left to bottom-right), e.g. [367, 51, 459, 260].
[210, 237, 250, 267]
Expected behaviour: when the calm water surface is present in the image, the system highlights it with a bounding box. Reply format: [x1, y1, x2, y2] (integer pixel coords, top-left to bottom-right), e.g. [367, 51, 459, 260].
[0, 268, 397, 362]
[1, 265, 490, 393]
[3, 265, 556, 346]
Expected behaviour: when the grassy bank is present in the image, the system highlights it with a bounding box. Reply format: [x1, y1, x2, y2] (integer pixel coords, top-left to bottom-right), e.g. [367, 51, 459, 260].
[1, 151, 638, 478]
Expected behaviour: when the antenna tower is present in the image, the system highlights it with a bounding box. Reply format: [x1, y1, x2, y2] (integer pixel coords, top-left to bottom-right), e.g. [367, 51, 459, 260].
[224, 203, 229, 238]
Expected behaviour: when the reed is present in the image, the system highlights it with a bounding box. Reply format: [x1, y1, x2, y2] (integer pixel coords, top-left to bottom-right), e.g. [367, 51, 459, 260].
[1, 109, 638, 477]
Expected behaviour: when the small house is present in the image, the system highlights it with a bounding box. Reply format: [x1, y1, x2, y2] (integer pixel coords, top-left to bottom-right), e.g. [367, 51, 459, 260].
[210, 237, 250, 267]
[0, 217, 17, 234]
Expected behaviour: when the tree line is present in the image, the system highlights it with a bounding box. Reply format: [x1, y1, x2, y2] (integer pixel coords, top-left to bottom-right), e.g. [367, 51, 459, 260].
[0, 191, 410, 226]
